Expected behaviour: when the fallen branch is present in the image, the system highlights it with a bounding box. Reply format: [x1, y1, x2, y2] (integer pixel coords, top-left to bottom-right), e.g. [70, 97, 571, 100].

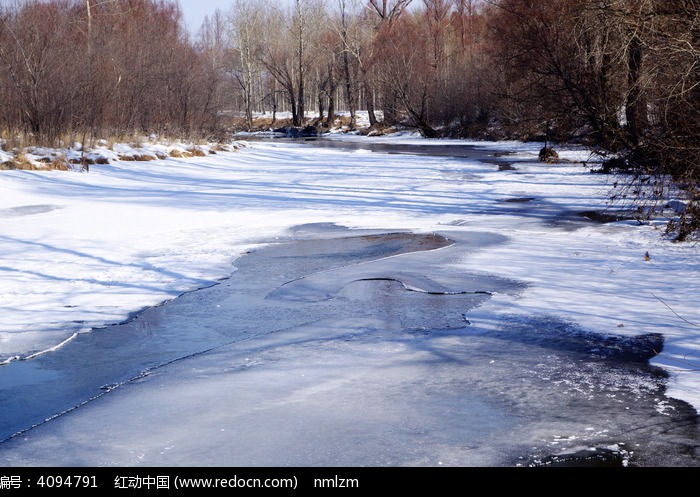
[653, 293, 699, 328]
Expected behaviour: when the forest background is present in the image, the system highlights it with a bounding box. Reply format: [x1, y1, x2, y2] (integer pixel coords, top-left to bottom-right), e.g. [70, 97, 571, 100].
[0, 0, 698, 239]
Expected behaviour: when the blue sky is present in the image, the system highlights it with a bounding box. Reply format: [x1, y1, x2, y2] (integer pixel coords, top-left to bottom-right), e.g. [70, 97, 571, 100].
[177, 0, 224, 32]
[178, 0, 299, 33]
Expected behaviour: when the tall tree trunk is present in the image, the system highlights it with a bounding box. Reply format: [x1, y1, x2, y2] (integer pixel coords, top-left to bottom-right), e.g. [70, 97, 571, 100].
[294, 0, 305, 127]
[626, 34, 647, 147]
[343, 48, 356, 129]
[326, 62, 336, 127]
[366, 82, 378, 126]
[317, 91, 325, 124]
[340, 0, 356, 129]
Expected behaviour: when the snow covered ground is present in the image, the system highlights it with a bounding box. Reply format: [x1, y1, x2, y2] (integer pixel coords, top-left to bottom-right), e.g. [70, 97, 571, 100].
[0, 132, 698, 465]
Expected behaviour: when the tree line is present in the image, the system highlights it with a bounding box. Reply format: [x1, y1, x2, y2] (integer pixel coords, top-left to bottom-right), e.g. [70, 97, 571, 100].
[0, 0, 223, 145]
[0, 0, 698, 239]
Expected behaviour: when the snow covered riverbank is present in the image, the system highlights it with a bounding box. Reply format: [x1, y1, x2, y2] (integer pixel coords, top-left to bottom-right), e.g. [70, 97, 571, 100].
[0, 134, 698, 465]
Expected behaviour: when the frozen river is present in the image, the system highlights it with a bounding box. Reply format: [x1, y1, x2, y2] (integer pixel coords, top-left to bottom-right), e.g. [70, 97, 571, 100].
[0, 223, 697, 467]
[0, 138, 698, 467]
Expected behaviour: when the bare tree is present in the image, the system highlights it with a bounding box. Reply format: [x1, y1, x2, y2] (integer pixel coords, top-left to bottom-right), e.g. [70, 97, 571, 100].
[293, 0, 307, 126]
[0, 0, 81, 140]
[257, 3, 300, 125]
[368, 0, 414, 21]
[197, 11, 231, 133]
[314, 14, 342, 127]
[364, 0, 414, 126]
[228, 0, 263, 131]
[0, 0, 221, 143]
[339, 0, 357, 128]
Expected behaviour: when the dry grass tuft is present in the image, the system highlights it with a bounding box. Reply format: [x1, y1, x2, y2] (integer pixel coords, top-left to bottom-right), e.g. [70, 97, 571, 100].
[169, 149, 192, 159]
[539, 147, 560, 163]
[358, 122, 397, 136]
[47, 157, 72, 171]
[186, 147, 207, 157]
[1, 154, 41, 170]
[118, 153, 157, 162]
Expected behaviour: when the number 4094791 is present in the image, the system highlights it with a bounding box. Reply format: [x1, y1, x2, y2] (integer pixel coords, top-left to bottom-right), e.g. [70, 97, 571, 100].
[36, 475, 98, 488]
